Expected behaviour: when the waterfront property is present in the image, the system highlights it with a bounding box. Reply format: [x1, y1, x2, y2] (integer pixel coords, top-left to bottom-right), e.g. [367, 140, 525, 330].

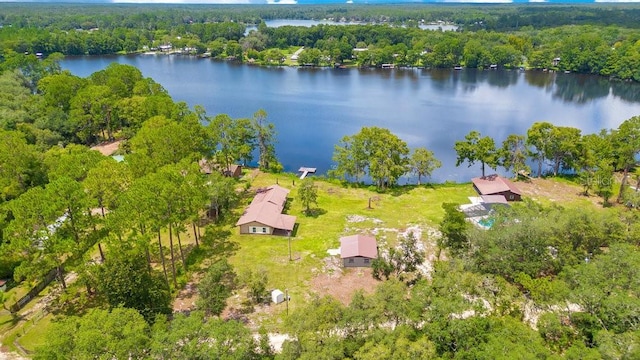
[236, 185, 296, 235]
[339, 234, 378, 268]
[472, 175, 522, 201]
[199, 159, 243, 178]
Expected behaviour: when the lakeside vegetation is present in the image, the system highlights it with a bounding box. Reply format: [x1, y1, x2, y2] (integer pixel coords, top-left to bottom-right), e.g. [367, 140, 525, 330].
[0, 4, 639, 359]
[1, 4, 640, 80]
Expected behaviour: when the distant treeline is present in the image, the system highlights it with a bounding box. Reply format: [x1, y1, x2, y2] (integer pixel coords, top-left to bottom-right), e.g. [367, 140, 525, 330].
[1, 4, 640, 80]
[2, 4, 640, 30]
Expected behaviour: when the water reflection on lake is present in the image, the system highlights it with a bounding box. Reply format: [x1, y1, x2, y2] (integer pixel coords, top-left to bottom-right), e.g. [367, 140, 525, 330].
[61, 55, 640, 183]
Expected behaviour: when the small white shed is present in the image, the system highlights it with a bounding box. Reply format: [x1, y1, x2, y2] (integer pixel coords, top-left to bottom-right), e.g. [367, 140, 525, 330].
[271, 289, 285, 304]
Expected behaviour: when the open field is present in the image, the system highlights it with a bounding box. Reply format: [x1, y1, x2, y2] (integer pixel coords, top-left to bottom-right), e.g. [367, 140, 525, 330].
[224, 171, 477, 330]
[517, 177, 600, 207]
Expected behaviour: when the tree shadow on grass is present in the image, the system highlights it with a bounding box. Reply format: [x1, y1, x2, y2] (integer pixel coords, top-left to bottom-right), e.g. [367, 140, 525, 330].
[200, 227, 239, 261]
[387, 183, 441, 197]
[302, 208, 327, 218]
[0, 312, 23, 327]
[185, 244, 209, 268]
[388, 185, 416, 197]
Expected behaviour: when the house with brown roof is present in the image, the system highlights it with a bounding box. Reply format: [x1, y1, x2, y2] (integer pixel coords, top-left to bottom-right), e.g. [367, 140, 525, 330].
[236, 185, 296, 235]
[471, 174, 522, 201]
[340, 234, 378, 268]
[199, 159, 242, 178]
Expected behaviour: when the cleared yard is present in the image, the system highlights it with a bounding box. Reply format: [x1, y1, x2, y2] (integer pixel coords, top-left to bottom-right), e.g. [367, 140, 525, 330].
[225, 172, 476, 329]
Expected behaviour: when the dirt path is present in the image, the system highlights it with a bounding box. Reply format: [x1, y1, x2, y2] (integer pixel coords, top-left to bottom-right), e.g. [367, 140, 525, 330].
[0, 351, 27, 360]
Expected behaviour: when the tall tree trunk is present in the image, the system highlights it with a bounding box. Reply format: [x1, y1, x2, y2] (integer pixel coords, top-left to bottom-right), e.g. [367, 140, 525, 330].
[157, 231, 168, 284]
[145, 246, 152, 273]
[168, 223, 178, 287]
[67, 207, 80, 244]
[57, 265, 66, 289]
[481, 162, 486, 177]
[88, 207, 105, 262]
[192, 222, 199, 247]
[98, 242, 105, 262]
[537, 157, 543, 178]
[106, 108, 113, 141]
[99, 199, 105, 218]
[176, 226, 186, 269]
[617, 166, 630, 203]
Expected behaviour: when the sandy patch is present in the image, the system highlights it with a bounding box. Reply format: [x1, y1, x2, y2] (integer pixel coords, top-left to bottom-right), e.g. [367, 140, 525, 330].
[310, 256, 379, 305]
[346, 214, 382, 224]
[516, 177, 602, 206]
[173, 282, 198, 312]
[0, 351, 28, 360]
[90, 140, 122, 156]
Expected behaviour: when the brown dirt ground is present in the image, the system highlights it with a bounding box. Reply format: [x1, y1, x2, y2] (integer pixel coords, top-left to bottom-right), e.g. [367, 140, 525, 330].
[176, 258, 380, 315]
[515, 177, 603, 206]
[309, 256, 380, 305]
[89, 140, 122, 156]
[172, 282, 198, 312]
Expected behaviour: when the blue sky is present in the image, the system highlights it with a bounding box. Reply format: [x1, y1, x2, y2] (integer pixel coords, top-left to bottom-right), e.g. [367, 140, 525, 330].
[3, 0, 640, 4]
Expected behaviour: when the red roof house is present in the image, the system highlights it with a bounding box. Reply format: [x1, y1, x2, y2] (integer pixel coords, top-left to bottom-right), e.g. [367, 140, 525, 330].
[340, 234, 378, 267]
[236, 185, 296, 235]
[471, 174, 522, 201]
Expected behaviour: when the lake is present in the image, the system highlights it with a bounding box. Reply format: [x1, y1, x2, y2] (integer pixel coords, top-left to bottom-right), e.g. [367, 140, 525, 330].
[244, 19, 458, 34]
[61, 55, 640, 183]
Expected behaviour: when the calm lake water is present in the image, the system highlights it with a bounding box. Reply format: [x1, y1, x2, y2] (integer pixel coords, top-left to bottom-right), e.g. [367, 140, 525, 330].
[61, 55, 640, 183]
[244, 19, 458, 34]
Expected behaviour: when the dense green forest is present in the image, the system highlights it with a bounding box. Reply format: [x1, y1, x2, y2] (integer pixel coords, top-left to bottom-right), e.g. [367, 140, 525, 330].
[0, 4, 639, 360]
[2, 3, 640, 30]
[1, 4, 640, 80]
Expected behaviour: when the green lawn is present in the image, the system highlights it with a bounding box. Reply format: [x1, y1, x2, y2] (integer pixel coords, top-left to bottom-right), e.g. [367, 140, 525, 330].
[0, 289, 53, 353]
[14, 311, 52, 353]
[226, 172, 476, 323]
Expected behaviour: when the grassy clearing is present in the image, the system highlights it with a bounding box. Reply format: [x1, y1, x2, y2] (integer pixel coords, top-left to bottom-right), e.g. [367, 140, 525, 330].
[0, 287, 54, 352]
[226, 172, 476, 325]
[516, 175, 623, 209]
[14, 311, 52, 353]
[283, 46, 303, 66]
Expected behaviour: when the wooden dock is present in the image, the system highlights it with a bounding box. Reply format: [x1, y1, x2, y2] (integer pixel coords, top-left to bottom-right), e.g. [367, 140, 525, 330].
[298, 167, 317, 179]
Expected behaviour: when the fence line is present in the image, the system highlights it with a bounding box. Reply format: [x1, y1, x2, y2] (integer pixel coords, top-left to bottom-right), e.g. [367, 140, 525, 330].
[10, 268, 59, 313]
